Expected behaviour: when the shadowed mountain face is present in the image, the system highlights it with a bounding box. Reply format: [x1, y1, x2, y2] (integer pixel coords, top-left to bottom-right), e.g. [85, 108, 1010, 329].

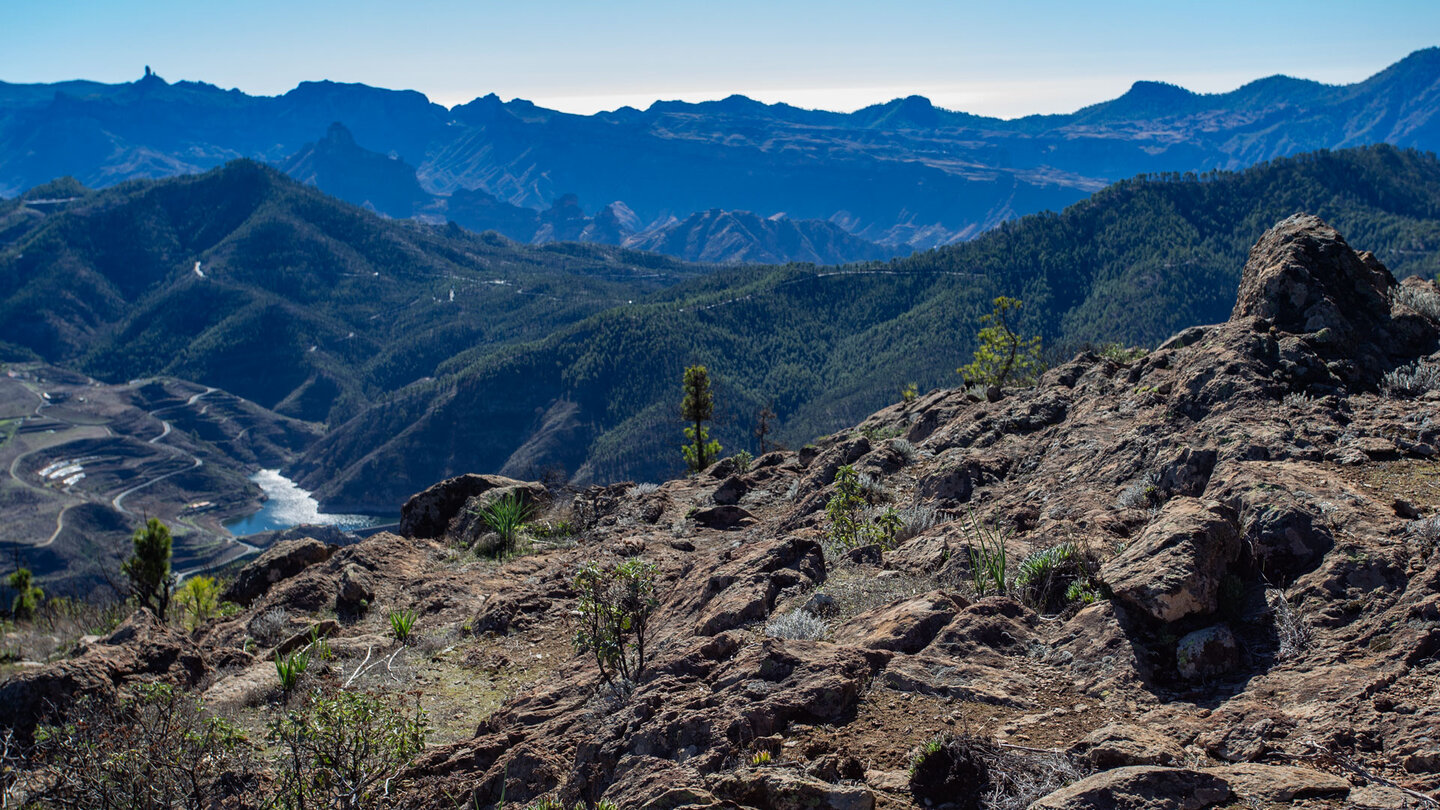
[3, 48, 1439, 258]
[5, 146, 1440, 514]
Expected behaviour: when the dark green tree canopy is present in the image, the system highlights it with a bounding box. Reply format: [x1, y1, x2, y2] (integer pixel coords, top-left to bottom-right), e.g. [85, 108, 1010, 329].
[123, 518, 174, 620]
[681, 365, 721, 472]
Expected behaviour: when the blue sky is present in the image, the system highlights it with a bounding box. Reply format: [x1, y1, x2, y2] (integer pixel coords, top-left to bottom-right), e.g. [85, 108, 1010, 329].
[3, 1, 1437, 116]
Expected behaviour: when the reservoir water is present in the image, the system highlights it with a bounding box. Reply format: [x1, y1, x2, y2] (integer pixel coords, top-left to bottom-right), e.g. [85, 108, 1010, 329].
[223, 469, 387, 536]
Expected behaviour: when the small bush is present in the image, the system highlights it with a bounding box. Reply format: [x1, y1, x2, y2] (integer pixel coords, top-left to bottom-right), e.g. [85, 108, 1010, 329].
[388, 607, 419, 642]
[1282, 391, 1316, 408]
[249, 606, 290, 647]
[826, 466, 871, 551]
[900, 382, 919, 403]
[1382, 361, 1440, 397]
[889, 437, 919, 463]
[732, 450, 753, 474]
[765, 609, 827, 641]
[1116, 471, 1162, 510]
[275, 648, 310, 694]
[1269, 589, 1312, 662]
[474, 493, 533, 558]
[1098, 342, 1149, 365]
[893, 502, 941, 544]
[268, 687, 427, 809]
[964, 510, 1009, 596]
[573, 558, 659, 686]
[632, 482, 660, 495]
[1013, 544, 1075, 609]
[6, 568, 43, 620]
[1393, 283, 1440, 322]
[856, 471, 893, 503]
[860, 423, 905, 442]
[1409, 515, 1440, 552]
[175, 575, 222, 631]
[28, 683, 257, 808]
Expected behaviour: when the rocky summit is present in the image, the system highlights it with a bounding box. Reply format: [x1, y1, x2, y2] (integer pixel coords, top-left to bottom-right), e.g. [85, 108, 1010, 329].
[5, 214, 1440, 808]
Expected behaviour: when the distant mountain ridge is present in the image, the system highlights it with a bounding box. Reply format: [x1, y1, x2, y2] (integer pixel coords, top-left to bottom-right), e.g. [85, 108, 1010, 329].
[275, 122, 892, 265]
[3, 48, 1438, 260]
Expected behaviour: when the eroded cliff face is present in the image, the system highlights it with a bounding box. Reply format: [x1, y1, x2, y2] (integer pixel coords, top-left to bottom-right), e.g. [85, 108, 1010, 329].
[6, 215, 1440, 809]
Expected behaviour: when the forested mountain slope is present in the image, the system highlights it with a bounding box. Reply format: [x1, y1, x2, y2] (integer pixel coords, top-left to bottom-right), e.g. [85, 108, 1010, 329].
[297, 145, 1440, 510]
[0, 161, 708, 425]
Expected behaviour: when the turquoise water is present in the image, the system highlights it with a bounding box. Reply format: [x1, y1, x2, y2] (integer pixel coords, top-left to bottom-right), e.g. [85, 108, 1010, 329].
[223, 469, 386, 536]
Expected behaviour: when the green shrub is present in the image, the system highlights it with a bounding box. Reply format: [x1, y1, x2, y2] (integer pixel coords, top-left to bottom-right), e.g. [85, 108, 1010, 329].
[958, 296, 1044, 387]
[826, 465, 870, 551]
[123, 518, 176, 620]
[268, 687, 427, 810]
[275, 648, 310, 694]
[1098, 342, 1149, 365]
[573, 558, 659, 686]
[6, 568, 43, 620]
[732, 449, 753, 474]
[175, 575, 221, 631]
[964, 509, 1009, 596]
[1014, 543, 1082, 612]
[901, 382, 919, 403]
[476, 493, 533, 557]
[388, 607, 419, 642]
[826, 466, 906, 553]
[29, 682, 255, 808]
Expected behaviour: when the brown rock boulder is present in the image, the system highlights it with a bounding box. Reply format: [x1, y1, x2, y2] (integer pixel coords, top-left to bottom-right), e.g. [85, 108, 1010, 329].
[833, 591, 963, 654]
[399, 473, 536, 538]
[691, 537, 825, 635]
[1232, 215, 1392, 336]
[1031, 766, 1232, 810]
[1102, 497, 1240, 623]
[709, 768, 875, 810]
[712, 475, 748, 505]
[1071, 723, 1185, 769]
[1175, 625, 1240, 681]
[692, 505, 756, 530]
[223, 537, 336, 606]
[1213, 763, 1349, 803]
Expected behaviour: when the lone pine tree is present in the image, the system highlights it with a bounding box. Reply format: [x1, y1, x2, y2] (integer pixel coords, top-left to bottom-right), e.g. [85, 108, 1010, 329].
[681, 365, 722, 472]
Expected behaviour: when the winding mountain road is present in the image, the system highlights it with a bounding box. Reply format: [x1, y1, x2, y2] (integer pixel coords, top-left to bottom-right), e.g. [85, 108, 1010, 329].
[9, 382, 257, 571]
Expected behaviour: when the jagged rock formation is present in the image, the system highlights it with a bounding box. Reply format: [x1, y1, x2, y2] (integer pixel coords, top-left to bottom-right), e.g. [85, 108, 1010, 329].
[6, 215, 1440, 807]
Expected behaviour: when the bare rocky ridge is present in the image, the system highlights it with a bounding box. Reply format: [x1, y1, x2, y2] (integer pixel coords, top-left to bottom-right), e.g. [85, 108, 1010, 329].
[6, 214, 1440, 808]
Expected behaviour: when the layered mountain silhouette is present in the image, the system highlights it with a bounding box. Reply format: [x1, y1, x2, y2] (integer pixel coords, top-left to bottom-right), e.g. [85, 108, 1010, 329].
[3, 48, 1439, 262]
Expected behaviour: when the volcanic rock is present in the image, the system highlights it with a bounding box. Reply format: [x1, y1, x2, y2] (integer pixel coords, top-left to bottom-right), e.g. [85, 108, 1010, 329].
[223, 537, 337, 606]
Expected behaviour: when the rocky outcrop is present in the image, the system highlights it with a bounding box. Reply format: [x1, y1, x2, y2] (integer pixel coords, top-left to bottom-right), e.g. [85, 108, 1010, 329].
[1232, 213, 1436, 387]
[223, 537, 337, 606]
[1102, 498, 1240, 624]
[1031, 766, 1233, 810]
[399, 473, 539, 538]
[0, 610, 208, 738]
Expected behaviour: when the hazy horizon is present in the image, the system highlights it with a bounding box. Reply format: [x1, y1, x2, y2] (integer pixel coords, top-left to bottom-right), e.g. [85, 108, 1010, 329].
[3, 1, 1437, 119]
